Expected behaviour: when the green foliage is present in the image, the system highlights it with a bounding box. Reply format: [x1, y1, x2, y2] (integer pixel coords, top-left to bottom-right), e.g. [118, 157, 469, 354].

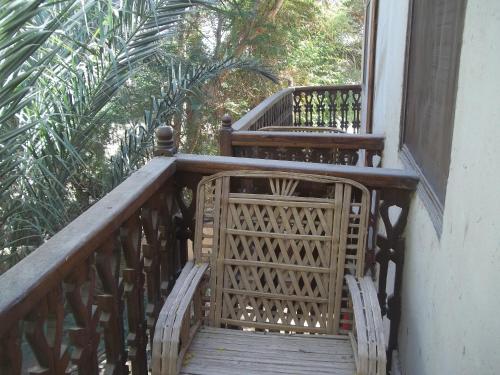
[0, 0, 211, 267]
[162, 0, 364, 129]
[0, 0, 363, 271]
[285, 1, 364, 85]
[105, 56, 277, 188]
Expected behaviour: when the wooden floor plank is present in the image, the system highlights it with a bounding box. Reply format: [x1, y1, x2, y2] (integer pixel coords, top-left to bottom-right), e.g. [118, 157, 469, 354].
[180, 327, 356, 375]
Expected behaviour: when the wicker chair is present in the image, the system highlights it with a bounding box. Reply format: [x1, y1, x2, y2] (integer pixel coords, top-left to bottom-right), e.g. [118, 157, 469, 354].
[152, 171, 386, 375]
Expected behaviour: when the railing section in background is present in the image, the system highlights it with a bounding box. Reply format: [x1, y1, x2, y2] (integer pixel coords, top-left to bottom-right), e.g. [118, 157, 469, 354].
[230, 85, 362, 133]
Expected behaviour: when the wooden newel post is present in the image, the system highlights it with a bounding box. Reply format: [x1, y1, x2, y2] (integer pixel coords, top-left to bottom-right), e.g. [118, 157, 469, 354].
[219, 114, 233, 156]
[154, 125, 177, 156]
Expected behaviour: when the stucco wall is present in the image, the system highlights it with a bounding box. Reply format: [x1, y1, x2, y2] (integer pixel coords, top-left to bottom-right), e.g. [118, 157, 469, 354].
[372, 0, 500, 374]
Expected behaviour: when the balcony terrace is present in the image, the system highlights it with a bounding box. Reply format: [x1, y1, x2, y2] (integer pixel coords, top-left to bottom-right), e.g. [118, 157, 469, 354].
[0, 86, 418, 375]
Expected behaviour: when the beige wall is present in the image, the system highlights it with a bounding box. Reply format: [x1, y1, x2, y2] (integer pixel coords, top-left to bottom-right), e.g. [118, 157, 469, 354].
[372, 0, 500, 374]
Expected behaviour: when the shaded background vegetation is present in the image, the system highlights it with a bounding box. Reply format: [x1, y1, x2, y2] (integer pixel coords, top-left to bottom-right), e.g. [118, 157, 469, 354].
[0, 0, 363, 271]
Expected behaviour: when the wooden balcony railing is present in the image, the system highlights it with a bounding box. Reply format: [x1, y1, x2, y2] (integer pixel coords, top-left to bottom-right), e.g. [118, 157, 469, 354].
[231, 85, 362, 133]
[221, 85, 375, 167]
[0, 128, 417, 374]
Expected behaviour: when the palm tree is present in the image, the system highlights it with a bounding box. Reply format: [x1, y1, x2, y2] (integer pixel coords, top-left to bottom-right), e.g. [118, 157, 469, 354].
[0, 0, 276, 270]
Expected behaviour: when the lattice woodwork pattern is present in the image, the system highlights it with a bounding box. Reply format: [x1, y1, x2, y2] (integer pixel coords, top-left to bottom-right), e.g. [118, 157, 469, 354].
[0, 182, 183, 374]
[233, 145, 360, 166]
[293, 87, 362, 133]
[194, 171, 369, 335]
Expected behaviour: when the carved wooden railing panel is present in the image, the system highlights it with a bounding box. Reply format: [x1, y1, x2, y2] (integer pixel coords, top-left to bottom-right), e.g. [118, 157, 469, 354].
[0, 158, 183, 375]
[221, 129, 384, 167]
[293, 85, 362, 133]
[233, 145, 361, 165]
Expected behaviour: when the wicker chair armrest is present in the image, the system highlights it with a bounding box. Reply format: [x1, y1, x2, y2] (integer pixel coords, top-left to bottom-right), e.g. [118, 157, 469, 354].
[152, 262, 208, 375]
[345, 275, 387, 375]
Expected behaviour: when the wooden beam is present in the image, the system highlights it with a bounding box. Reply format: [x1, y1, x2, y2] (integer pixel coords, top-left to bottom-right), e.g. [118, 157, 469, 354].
[231, 131, 385, 150]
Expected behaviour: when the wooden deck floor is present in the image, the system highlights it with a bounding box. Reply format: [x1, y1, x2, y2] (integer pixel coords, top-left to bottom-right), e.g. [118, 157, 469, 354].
[180, 327, 356, 375]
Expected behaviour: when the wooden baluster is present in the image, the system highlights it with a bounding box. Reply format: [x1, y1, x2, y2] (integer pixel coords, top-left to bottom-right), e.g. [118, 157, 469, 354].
[0, 326, 22, 375]
[24, 287, 70, 374]
[337, 149, 359, 166]
[293, 93, 302, 126]
[219, 114, 233, 156]
[376, 188, 412, 370]
[287, 94, 294, 126]
[352, 89, 362, 133]
[365, 150, 382, 168]
[304, 92, 314, 126]
[281, 94, 293, 126]
[364, 189, 379, 275]
[141, 195, 163, 343]
[64, 259, 100, 374]
[121, 214, 147, 374]
[277, 96, 283, 126]
[251, 146, 260, 159]
[175, 174, 199, 269]
[272, 99, 278, 126]
[303, 148, 312, 162]
[328, 90, 338, 128]
[95, 239, 127, 374]
[340, 90, 350, 132]
[281, 95, 287, 126]
[316, 90, 326, 127]
[159, 183, 177, 298]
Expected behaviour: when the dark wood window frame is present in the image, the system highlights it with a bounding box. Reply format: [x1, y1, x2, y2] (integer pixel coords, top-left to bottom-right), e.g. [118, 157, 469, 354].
[361, 0, 378, 134]
[399, 0, 467, 236]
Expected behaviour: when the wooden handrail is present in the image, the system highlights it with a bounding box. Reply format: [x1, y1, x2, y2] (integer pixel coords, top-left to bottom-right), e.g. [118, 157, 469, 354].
[292, 84, 361, 92]
[175, 154, 418, 190]
[230, 131, 384, 150]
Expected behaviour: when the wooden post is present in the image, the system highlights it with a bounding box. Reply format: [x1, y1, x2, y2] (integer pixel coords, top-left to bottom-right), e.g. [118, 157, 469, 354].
[154, 125, 177, 156]
[219, 114, 233, 156]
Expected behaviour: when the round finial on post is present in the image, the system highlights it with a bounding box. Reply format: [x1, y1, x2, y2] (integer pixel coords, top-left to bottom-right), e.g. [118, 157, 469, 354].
[154, 125, 176, 156]
[219, 114, 233, 156]
[221, 114, 233, 130]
